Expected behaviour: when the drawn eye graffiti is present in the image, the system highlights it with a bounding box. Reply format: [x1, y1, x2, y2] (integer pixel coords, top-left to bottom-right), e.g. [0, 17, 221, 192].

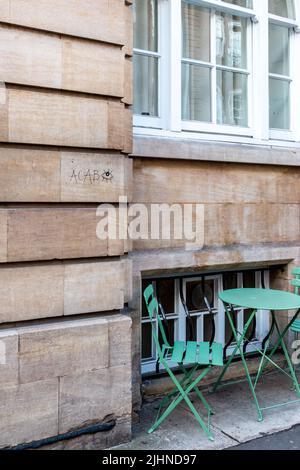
[101, 169, 113, 182]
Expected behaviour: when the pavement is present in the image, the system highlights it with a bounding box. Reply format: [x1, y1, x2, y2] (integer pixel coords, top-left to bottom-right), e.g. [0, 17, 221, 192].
[230, 425, 300, 450]
[113, 370, 300, 451]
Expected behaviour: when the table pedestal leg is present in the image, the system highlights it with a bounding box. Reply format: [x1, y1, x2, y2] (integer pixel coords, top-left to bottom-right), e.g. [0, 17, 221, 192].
[213, 306, 263, 421]
[226, 307, 263, 421]
[273, 315, 300, 398]
[255, 309, 300, 394]
[212, 309, 253, 393]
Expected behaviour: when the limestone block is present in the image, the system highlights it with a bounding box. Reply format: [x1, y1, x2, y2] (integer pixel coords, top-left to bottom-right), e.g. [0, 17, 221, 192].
[0, 379, 58, 448]
[63, 260, 129, 316]
[0, 263, 64, 323]
[4, 0, 127, 45]
[0, 330, 18, 387]
[0, 146, 60, 202]
[19, 317, 109, 384]
[59, 366, 132, 434]
[107, 314, 132, 367]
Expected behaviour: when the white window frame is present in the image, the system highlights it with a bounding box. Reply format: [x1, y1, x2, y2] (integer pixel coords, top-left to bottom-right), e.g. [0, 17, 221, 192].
[180, 2, 253, 136]
[268, 3, 300, 141]
[133, 0, 300, 147]
[133, 0, 169, 130]
[141, 270, 270, 375]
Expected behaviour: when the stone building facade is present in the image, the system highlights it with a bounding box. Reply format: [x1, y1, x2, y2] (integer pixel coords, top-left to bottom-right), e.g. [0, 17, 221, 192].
[0, 0, 300, 449]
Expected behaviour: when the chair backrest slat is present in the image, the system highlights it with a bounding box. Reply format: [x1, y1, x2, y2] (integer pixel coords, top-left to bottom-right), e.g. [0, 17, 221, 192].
[143, 284, 171, 358]
[148, 297, 158, 319]
[144, 285, 154, 304]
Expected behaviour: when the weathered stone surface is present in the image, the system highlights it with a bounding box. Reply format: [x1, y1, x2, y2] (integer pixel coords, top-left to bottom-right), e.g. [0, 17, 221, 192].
[0, 146, 60, 202]
[60, 152, 132, 203]
[0, 1, 9, 21]
[59, 366, 132, 434]
[0, 263, 64, 323]
[0, 25, 61, 89]
[63, 260, 130, 316]
[0, 85, 8, 141]
[0, 209, 7, 262]
[19, 318, 109, 384]
[6, 206, 110, 262]
[0, 260, 132, 324]
[133, 158, 300, 204]
[0, 330, 18, 387]
[108, 314, 132, 367]
[133, 135, 300, 168]
[0, 25, 125, 97]
[2, 0, 128, 46]
[0, 379, 58, 448]
[62, 38, 124, 97]
[7, 88, 125, 150]
[0, 147, 132, 203]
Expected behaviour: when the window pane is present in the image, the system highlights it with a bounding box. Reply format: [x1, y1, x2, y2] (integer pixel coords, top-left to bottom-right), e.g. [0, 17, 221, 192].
[217, 70, 248, 126]
[182, 2, 210, 62]
[225, 311, 235, 343]
[223, 0, 253, 7]
[186, 317, 197, 341]
[133, 0, 158, 52]
[142, 322, 153, 360]
[269, 0, 295, 19]
[216, 13, 248, 69]
[243, 309, 257, 339]
[158, 319, 175, 347]
[269, 78, 290, 129]
[223, 273, 238, 291]
[185, 280, 214, 312]
[182, 64, 211, 122]
[204, 314, 215, 342]
[133, 54, 158, 116]
[243, 270, 256, 288]
[156, 279, 175, 314]
[269, 24, 289, 76]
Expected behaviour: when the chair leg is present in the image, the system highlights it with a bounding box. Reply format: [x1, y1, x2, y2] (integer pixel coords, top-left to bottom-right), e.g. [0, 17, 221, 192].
[180, 365, 214, 415]
[148, 366, 214, 441]
[155, 365, 198, 412]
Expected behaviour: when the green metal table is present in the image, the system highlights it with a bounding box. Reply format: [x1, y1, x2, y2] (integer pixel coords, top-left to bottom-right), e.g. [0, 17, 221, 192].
[214, 288, 300, 421]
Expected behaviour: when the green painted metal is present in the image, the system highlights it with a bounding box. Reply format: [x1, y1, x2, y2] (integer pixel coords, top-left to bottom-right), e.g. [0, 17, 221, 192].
[172, 342, 186, 363]
[143, 284, 223, 441]
[211, 342, 224, 367]
[183, 341, 198, 364]
[219, 288, 300, 311]
[199, 342, 210, 365]
[290, 267, 300, 332]
[291, 320, 300, 333]
[215, 288, 300, 422]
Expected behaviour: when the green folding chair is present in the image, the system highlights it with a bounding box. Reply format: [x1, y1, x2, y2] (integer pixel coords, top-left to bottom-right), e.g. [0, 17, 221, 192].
[143, 284, 223, 441]
[290, 267, 300, 335]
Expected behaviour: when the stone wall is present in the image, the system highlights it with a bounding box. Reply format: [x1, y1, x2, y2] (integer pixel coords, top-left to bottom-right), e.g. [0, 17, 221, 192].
[0, 0, 133, 449]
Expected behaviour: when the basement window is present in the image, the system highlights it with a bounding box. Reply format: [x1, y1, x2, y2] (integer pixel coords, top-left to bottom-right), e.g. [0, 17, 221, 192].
[141, 269, 270, 375]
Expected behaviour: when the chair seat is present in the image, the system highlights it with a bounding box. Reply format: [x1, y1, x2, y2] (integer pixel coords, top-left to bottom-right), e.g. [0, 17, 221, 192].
[171, 341, 223, 367]
[291, 319, 300, 333]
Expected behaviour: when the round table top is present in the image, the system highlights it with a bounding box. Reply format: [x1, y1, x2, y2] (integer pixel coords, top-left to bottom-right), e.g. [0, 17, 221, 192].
[219, 288, 300, 311]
